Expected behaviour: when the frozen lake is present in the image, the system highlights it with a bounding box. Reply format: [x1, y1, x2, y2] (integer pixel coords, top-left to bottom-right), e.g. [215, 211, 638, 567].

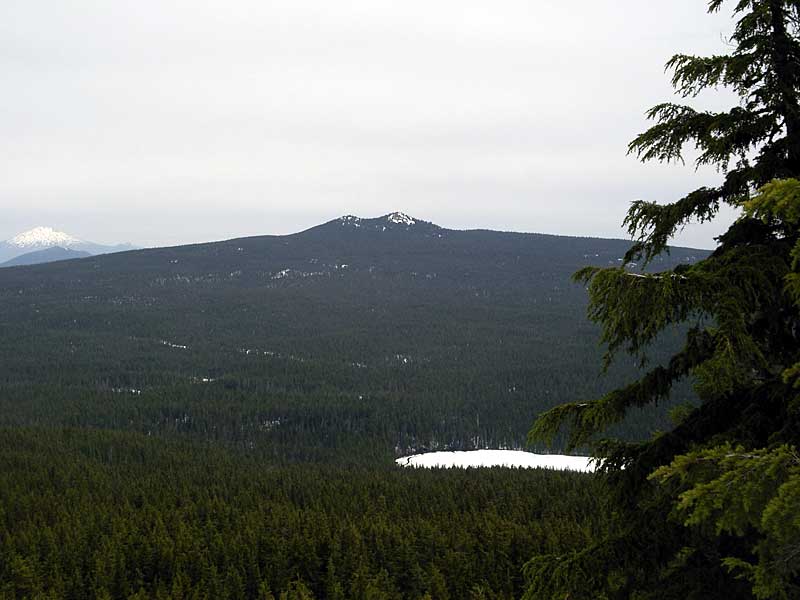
[395, 450, 595, 472]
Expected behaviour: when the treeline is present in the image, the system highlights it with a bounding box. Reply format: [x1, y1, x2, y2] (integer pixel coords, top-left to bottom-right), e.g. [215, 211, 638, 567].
[0, 428, 605, 600]
[0, 374, 695, 463]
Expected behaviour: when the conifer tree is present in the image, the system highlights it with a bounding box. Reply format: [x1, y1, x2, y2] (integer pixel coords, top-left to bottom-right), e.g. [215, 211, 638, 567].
[527, 1, 800, 598]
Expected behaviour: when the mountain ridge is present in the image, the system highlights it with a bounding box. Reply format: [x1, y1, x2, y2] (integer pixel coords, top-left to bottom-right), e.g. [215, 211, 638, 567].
[0, 213, 706, 279]
[0, 226, 136, 263]
[0, 246, 92, 268]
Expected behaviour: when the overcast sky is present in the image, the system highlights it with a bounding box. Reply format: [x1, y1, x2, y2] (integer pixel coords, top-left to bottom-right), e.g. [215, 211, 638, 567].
[2, 0, 742, 248]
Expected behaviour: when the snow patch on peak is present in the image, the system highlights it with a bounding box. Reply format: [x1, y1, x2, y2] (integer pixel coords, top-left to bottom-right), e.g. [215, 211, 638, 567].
[8, 227, 82, 248]
[334, 212, 440, 233]
[339, 215, 362, 228]
[386, 212, 416, 226]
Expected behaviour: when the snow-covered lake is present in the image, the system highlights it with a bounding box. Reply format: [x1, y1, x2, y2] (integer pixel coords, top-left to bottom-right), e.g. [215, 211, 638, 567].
[395, 450, 595, 472]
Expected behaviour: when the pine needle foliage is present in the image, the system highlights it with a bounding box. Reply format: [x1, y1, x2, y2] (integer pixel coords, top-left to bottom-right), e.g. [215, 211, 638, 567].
[527, 1, 800, 598]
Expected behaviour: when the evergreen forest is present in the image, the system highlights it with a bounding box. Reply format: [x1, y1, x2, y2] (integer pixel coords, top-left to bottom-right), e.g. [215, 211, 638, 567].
[0, 214, 694, 598]
[2, 0, 800, 598]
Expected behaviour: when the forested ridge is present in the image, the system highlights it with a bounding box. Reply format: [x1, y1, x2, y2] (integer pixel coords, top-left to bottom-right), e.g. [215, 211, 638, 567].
[0, 215, 701, 458]
[0, 215, 698, 598]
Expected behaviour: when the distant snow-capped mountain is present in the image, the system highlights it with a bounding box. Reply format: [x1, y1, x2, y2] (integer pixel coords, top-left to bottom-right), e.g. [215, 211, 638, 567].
[0, 226, 136, 264]
[8, 226, 84, 249]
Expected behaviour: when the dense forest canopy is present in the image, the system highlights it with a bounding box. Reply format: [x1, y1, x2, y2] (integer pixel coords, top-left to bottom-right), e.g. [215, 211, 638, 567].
[0, 217, 701, 598]
[0, 217, 702, 460]
[0, 429, 610, 600]
[529, 1, 800, 598]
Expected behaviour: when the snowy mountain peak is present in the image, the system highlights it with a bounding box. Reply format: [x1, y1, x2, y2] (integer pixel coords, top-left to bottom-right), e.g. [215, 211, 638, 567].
[8, 227, 83, 248]
[385, 212, 416, 226]
[339, 215, 362, 228]
[330, 213, 441, 236]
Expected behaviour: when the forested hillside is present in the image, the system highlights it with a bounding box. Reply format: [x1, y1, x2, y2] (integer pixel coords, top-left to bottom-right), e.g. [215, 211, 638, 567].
[0, 213, 702, 460]
[0, 214, 705, 598]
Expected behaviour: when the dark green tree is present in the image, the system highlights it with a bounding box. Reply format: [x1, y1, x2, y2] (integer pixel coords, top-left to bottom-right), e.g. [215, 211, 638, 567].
[527, 1, 800, 598]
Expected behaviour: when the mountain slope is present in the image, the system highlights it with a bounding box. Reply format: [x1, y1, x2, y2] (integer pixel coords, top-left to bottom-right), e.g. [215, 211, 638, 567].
[0, 226, 136, 263]
[0, 214, 705, 461]
[0, 246, 91, 268]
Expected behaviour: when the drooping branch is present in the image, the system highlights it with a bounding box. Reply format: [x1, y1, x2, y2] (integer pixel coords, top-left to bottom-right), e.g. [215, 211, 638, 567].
[628, 104, 772, 169]
[574, 265, 711, 362]
[667, 52, 764, 98]
[529, 328, 715, 450]
[622, 187, 724, 263]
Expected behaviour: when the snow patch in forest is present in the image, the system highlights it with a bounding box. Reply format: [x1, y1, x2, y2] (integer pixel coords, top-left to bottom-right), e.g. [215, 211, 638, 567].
[159, 340, 188, 350]
[395, 450, 595, 472]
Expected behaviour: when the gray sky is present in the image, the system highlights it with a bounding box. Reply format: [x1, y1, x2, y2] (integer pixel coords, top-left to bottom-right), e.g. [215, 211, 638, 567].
[2, 0, 742, 248]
